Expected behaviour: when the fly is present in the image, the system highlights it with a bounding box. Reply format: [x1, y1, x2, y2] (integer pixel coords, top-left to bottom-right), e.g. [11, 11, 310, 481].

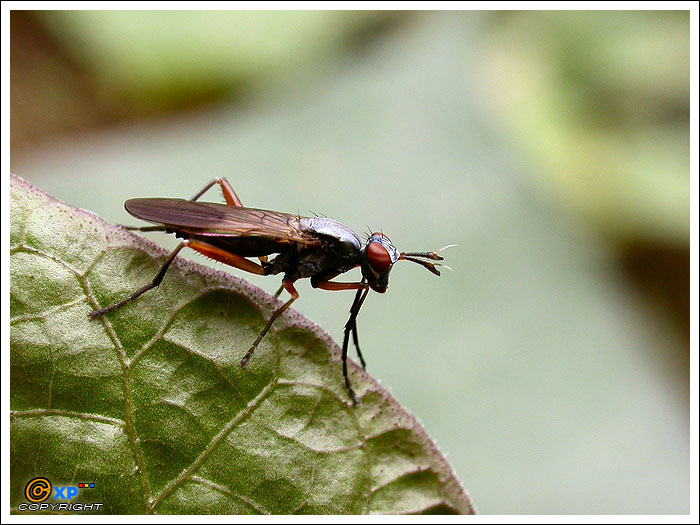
[89, 178, 449, 405]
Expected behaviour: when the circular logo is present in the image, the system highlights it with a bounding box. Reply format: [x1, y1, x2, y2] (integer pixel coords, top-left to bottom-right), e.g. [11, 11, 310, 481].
[25, 477, 52, 503]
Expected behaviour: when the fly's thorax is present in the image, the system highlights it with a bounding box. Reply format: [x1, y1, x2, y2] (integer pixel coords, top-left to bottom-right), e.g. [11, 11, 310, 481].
[275, 217, 361, 280]
[299, 217, 362, 254]
[360, 233, 400, 293]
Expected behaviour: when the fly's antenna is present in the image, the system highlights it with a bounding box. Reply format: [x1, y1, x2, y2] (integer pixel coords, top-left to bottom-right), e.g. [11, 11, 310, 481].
[399, 244, 456, 276]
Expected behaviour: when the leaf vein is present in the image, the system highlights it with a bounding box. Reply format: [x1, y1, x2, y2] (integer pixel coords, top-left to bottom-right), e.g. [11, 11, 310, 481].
[9, 409, 125, 427]
[148, 381, 276, 513]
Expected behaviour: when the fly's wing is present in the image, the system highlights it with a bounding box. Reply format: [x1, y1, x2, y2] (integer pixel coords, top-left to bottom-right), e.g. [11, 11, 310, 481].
[125, 198, 320, 247]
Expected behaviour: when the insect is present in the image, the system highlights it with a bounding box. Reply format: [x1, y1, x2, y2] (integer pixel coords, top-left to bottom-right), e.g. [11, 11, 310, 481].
[89, 178, 449, 404]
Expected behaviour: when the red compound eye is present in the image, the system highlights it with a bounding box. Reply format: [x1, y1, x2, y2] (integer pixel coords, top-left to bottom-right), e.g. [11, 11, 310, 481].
[366, 241, 392, 274]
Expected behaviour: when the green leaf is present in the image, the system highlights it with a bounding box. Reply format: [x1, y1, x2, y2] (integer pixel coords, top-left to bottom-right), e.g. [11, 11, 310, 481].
[9, 174, 474, 515]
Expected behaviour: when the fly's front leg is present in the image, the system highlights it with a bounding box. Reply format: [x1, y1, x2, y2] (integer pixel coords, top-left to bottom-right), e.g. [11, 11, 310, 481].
[312, 278, 370, 405]
[341, 286, 370, 404]
[240, 279, 299, 367]
[352, 324, 363, 368]
[347, 286, 367, 369]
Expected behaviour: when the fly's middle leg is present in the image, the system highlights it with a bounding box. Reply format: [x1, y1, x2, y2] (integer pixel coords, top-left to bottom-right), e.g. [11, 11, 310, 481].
[240, 279, 299, 367]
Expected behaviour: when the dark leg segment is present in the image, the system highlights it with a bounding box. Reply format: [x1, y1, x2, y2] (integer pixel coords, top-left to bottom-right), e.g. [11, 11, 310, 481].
[121, 225, 168, 232]
[347, 287, 367, 369]
[351, 323, 365, 369]
[240, 279, 299, 367]
[89, 241, 189, 319]
[90, 238, 267, 320]
[312, 278, 370, 404]
[341, 285, 370, 405]
[340, 335, 357, 405]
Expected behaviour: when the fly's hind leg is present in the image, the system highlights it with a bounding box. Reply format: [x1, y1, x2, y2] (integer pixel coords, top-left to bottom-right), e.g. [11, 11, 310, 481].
[190, 177, 243, 206]
[89, 241, 190, 318]
[120, 225, 168, 232]
[90, 239, 266, 319]
[190, 177, 268, 265]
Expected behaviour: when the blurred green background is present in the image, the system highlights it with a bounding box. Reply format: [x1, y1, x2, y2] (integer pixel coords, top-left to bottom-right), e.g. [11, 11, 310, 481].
[10, 10, 690, 514]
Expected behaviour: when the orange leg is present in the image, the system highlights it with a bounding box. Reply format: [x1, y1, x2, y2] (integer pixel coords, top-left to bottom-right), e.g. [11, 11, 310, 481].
[121, 178, 244, 233]
[189, 178, 268, 264]
[186, 239, 266, 275]
[313, 280, 368, 291]
[189, 177, 243, 206]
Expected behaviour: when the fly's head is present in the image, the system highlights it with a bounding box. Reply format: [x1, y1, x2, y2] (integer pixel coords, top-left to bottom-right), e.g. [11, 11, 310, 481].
[360, 233, 399, 293]
[360, 233, 451, 293]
